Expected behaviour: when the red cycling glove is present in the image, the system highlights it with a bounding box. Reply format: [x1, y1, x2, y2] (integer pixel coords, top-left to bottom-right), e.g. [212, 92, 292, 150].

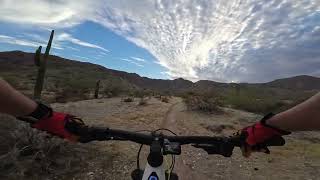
[18, 102, 84, 141]
[242, 113, 290, 146]
[32, 112, 81, 141]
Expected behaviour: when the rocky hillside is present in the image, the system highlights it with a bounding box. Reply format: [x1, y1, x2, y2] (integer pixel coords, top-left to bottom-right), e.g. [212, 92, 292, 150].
[265, 75, 320, 90]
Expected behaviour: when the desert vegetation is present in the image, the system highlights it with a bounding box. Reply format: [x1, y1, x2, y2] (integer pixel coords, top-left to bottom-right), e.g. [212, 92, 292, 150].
[0, 115, 90, 179]
[1, 51, 318, 115]
[161, 96, 170, 103]
[138, 97, 148, 106]
[183, 91, 223, 114]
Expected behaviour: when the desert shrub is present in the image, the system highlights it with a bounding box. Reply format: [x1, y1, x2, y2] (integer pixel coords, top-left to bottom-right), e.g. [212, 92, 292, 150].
[103, 84, 123, 97]
[161, 96, 170, 103]
[0, 118, 83, 179]
[183, 92, 222, 114]
[105, 92, 113, 98]
[55, 88, 89, 103]
[132, 89, 153, 99]
[123, 97, 134, 102]
[103, 78, 137, 97]
[163, 90, 172, 97]
[220, 94, 289, 114]
[65, 78, 94, 90]
[155, 95, 162, 99]
[138, 97, 148, 106]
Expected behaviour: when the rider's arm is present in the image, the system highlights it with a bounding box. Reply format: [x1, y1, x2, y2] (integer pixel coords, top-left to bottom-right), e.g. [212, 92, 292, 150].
[241, 92, 320, 156]
[0, 78, 83, 141]
[267, 92, 320, 131]
[0, 78, 37, 116]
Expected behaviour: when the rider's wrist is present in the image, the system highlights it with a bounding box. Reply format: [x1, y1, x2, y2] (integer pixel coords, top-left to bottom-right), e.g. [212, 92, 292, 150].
[260, 113, 291, 135]
[27, 102, 52, 121]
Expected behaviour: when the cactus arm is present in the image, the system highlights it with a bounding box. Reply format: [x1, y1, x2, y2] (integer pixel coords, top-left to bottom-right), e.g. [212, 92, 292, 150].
[33, 30, 54, 100]
[44, 30, 54, 60]
[34, 46, 42, 66]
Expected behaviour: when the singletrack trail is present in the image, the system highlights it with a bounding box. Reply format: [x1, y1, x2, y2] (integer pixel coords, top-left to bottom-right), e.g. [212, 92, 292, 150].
[160, 101, 206, 180]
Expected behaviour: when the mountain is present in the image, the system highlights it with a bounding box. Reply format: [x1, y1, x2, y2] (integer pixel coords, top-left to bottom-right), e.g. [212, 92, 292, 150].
[0, 51, 319, 103]
[265, 75, 320, 90]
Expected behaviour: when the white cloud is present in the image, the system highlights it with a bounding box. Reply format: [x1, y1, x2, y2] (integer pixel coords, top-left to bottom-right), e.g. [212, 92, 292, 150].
[55, 33, 109, 52]
[0, 34, 39, 47]
[0, 0, 101, 27]
[67, 46, 80, 51]
[94, 0, 320, 82]
[131, 56, 146, 63]
[100, 51, 109, 56]
[120, 58, 132, 62]
[1, 0, 320, 82]
[120, 58, 144, 67]
[0, 34, 63, 50]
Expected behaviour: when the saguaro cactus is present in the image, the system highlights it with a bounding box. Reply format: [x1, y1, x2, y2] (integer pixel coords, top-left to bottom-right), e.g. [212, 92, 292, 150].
[33, 30, 54, 100]
[94, 80, 101, 99]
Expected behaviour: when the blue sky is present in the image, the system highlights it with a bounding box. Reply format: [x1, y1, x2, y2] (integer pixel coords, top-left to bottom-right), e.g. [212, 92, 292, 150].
[0, 21, 168, 80]
[0, 0, 319, 83]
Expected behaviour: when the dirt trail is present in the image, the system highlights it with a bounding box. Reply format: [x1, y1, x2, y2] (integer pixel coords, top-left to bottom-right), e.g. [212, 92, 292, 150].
[160, 101, 198, 180]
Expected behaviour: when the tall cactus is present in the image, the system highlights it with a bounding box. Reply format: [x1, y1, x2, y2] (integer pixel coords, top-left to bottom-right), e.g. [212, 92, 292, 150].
[94, 80, 101, 99]
[33, 30, 54, 100]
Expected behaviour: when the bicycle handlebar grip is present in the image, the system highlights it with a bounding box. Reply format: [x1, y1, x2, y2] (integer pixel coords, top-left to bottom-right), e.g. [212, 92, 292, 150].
[262, 135, 286, 146]
[192, 141, 235, 157]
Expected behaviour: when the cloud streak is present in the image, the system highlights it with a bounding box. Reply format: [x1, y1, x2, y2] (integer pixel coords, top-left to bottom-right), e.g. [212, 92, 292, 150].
[120, 58, 144, 67]
[131, 56, 146, 63]
[55, 33, 109, 52]
[0, 34, 39, 47]
[0, 34, 63, 50]
[1, 0, 319, 82]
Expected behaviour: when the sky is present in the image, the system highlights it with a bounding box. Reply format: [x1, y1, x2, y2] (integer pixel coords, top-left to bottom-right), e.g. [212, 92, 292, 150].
[0, 0, 319, 83]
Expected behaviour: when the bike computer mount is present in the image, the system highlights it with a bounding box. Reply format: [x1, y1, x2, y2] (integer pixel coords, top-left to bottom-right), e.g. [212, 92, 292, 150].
[131, 137, 180, 180]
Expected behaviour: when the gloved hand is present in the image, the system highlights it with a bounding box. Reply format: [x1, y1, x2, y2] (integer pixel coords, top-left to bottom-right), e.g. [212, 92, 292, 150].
[17, 102, 85, 142]
[240, 113, 290, 157]
[32, 112, 85, 141]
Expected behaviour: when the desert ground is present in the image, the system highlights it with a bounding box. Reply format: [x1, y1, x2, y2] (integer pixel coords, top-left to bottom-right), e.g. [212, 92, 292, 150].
[1, 97, 320, 180]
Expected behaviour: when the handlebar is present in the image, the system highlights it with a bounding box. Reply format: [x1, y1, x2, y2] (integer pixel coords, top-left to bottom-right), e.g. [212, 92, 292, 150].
[66, 123, 286, 157]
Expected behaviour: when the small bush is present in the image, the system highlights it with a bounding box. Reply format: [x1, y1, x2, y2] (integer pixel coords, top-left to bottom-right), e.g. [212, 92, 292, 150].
[161, 96, 169, 103]
[55, 88, 89, 103]
[123, 97, 134, 102]
[138, 98, 148, 106]
[184, 94, 222, 114]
